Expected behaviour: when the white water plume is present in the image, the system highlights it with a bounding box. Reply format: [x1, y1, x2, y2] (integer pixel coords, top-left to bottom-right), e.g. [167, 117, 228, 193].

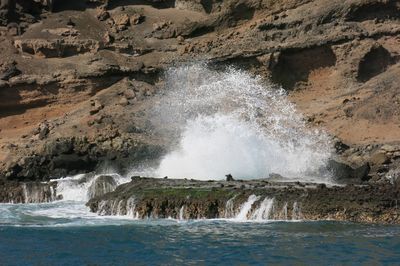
[152, 64, 332, 180]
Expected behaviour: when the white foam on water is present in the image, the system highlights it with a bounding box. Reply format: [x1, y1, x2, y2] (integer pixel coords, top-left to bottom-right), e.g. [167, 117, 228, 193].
[151, 64, 332, 181]
[0, 173, 137, 227]
[54, 173, 130, 202]
[54, 174, 91, 202]
[0, 201, 137, 227]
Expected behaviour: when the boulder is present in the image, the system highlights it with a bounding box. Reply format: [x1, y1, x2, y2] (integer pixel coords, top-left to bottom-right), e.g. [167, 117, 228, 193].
[348, 155, 363, 166]
[102, 31, 114, 44]
[118, 97, 129, 106]
[370, 151, 389, 165]
[112, 14, 130, 31]
[38, 123, 50, 140]
[327, 159, 370, 183]
[130, 14, 144, 25]
[327, 159, 353, 180]
[96, 8, 110, 21]
[225, 174, 234, 182]
[90, 99, 103, 115]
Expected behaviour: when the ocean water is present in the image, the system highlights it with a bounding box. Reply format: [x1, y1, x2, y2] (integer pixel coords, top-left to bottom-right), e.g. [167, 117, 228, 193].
[1, 203, 400, 265]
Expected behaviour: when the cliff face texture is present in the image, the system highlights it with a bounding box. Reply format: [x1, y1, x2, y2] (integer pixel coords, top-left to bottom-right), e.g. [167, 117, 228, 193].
[0, 0, 400, 182]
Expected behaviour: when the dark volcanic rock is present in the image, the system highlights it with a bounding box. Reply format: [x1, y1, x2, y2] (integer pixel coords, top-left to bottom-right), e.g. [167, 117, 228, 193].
[50, 154, 96, 174]
[0, 179, 57, 203]
[86, 177, 400, 224]
[327, 159, 370, 183]
[2, 135, 163, 181]
[225, 174, 234, 182]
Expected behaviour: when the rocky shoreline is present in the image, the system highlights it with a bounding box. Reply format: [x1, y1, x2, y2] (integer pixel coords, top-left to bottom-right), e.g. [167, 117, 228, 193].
[0, 174, 400, 224]
[0, 0, 400, 182]
[86, 176, 400, 224]
[0, 0, 400, 226]
[0, 179, 57, 203]
[0, 171, 399, 224]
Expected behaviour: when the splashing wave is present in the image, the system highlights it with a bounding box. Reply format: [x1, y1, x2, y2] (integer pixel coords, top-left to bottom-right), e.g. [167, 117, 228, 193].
[151, 64, 332, 180]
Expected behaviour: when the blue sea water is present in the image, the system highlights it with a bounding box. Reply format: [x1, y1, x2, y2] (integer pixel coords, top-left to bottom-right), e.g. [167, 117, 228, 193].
[0, 202, 400, 265]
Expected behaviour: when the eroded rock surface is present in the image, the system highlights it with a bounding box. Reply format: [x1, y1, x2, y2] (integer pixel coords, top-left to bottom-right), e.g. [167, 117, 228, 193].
[0, 0, 399, 184]
[0, 179, 57, 203]
[87, 177, 400, 224]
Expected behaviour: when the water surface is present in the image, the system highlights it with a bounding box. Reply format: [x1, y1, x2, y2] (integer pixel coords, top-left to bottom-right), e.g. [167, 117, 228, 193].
[0, 202, 399, 265]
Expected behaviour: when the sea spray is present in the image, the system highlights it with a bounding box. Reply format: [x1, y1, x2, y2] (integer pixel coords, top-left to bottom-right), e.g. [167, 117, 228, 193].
[151, 64, 332, 180]
[55, 174, 94, 202]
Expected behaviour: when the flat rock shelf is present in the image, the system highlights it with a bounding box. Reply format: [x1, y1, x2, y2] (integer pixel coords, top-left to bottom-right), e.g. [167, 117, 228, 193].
[86, 177, 400, 224]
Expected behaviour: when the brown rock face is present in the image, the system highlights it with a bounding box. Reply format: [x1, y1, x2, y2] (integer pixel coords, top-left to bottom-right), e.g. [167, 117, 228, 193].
[14, 39, 101, 58]
[271, 46, 337, 90]
[357, 45, 396, 82]
[0, 0, 399, 182]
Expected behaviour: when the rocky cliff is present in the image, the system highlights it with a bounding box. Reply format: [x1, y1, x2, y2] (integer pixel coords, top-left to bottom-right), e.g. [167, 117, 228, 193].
[0, 0, 399, 184]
